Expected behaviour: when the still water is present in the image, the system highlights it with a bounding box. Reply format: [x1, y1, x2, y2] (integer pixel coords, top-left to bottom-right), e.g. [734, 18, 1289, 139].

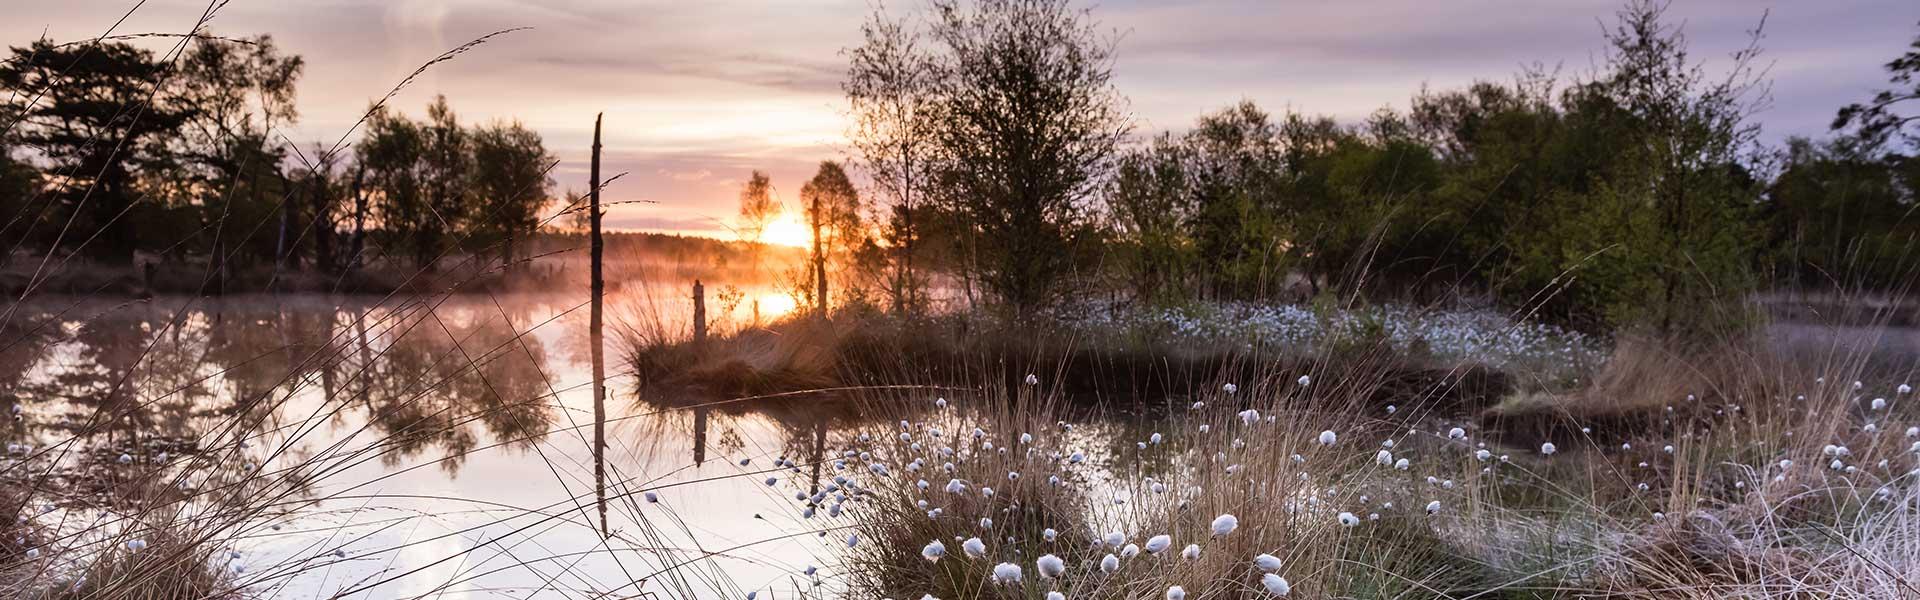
[1, 284, 891, 599]
[10, 283, 1906, 599]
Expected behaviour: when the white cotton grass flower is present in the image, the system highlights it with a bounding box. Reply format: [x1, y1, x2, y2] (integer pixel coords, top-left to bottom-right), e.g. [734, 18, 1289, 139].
[1448, 427, 1466, 440]
[1899, 383, 1912, 395]
[1181, 544, 1201, 560]
[1223, 382, 1238, 394]
[1047, 593, 1066, 600]
[1037, 554, 1065, 578]
[1425, 500, 1442, 515]
[1254, 553, 1282, 571]
[1210, 513, 1238, 537]
[1101, 553, 1121, 573]
[1871, 398, 1888, 411]
[1166, 585, 1186, 600]
[1104, 531, 1125, 548]
[1044, 528, 1060, 542]
[1318, 430, 1337, 446]
[1394, 458, 1410, 470]
[1145, 534, 1171, 554]
[993, 562, 1022, 584]
[922, 540, 947, 562]
[963, 537, 987, 558]
[1024, 374, 1039, 386]
[1540, 442, 1557, 455]
[846, 534, 860, 548]
[1122, 543, 1140, 559]
[125, 539, 148, 551]
[1261, 573, 1292, 596]
[1338, 512, 1360, 527]
[1297, 375, 1311, 387]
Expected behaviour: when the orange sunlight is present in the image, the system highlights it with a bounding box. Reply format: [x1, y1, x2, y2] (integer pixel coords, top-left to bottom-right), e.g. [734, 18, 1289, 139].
[759, 212, 813, 248]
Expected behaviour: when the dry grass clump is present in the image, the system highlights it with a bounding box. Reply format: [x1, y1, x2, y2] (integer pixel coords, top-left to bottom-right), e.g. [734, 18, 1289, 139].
[53, 523, 237, 600]
[789, 317, 1920, 599]
[827, 378, 1099, 599]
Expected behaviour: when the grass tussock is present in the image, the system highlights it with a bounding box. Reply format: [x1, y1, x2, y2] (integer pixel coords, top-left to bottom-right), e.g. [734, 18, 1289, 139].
[776, 316, 1918, 599]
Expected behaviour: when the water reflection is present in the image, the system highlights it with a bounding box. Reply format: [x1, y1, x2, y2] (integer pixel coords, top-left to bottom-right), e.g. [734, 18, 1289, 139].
[0, 286, 1060, 598]
[2, 296, 569, 487]
[1, 280, 833, 492]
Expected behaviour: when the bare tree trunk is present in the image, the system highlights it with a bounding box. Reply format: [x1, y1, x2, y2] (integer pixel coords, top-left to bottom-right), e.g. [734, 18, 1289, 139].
[811, 190, 828, 318]
[349, 166, 368, 273]
[274, 194, 295, 281]
[589, 114, 608, 539]
[313, 174, 336, 275]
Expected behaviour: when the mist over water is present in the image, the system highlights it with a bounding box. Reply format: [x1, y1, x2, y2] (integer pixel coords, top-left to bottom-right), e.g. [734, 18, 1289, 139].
[0, 274, 903, 597]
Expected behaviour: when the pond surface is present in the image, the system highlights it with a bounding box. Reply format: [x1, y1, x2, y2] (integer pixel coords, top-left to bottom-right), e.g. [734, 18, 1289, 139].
[8, 285, 1912, 599]
[0, 284, 902, 599]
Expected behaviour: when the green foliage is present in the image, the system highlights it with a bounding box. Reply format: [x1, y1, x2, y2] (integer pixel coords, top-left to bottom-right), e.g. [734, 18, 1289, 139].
[1765, 138, 1920, 289]
[357, 96, 553, 269]
[923, 0, 1132, 317]
[1093, 1, 1775, 336]
[1106, 133, 1196, 304]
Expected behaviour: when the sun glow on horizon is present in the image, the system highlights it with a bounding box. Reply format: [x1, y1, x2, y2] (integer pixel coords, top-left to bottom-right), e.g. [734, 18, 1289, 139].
[758, 212, 813, 248]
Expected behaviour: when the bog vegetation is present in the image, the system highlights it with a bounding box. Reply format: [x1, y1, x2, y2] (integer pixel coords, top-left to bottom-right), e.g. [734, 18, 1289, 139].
[2, 0, 1920, 598]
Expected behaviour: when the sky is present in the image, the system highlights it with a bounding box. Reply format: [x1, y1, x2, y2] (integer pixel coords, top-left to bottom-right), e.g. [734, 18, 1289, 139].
[7, 0, 1917, 242]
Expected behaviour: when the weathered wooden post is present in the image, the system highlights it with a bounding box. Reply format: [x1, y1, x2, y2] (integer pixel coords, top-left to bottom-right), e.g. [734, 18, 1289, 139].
[589, 113, 608, 539]
[692, 279, 706, 344]
[691, 406, 709, 466]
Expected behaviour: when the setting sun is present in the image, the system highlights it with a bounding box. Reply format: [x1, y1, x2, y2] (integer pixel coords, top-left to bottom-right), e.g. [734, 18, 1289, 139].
[759, 212, 812, 248]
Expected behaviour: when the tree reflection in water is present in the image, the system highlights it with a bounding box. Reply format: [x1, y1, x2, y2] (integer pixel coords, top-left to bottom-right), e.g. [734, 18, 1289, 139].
[2, 296, 561, 503]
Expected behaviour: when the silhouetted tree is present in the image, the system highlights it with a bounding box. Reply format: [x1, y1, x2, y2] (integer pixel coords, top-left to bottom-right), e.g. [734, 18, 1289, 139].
[1833, 22, 1920, 149]
[468, 119, 555, 267]
[926, 0, 1131, 317]
[799, 161, 862, 313]
[0, 39, 193, 263]
[736, 171, 779, 245]
[846, 7, 942, 314]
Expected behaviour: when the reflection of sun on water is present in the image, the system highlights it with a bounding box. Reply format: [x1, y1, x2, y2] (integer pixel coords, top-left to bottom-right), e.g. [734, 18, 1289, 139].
[751, 291, 798, 319]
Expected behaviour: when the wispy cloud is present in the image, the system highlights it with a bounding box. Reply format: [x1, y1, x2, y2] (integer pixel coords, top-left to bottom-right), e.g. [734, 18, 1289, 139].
[6, 0, 1916, 237]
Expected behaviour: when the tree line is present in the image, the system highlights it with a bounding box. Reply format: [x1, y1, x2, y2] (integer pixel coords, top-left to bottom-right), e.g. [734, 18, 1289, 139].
[806, 0, 1920, 333]
[0, 34, 556, 280]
